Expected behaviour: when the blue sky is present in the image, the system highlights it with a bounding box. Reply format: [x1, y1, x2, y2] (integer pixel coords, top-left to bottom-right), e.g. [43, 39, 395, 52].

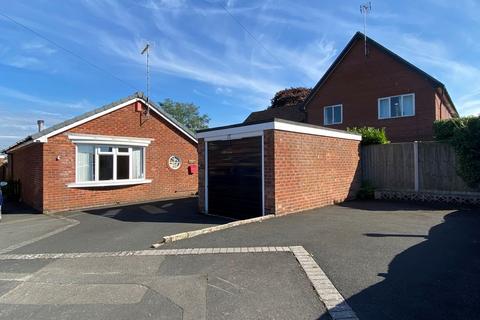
[1, 0, 479, 150]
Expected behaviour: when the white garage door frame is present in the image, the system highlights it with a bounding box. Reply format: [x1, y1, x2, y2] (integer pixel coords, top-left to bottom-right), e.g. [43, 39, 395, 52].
[203, 130, 265, 216]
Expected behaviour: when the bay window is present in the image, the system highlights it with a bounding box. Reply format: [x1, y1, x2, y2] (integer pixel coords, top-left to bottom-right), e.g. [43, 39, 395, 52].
[378, 93, 415, 119]
[68, 134, 152, 188]
[76, 145, 145, 183]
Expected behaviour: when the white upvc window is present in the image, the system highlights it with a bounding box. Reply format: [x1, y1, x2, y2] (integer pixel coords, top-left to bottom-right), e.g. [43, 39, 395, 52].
[324, 104, 343, 125]
[378, 93, 415, 119]
[67, 134, 152, 188]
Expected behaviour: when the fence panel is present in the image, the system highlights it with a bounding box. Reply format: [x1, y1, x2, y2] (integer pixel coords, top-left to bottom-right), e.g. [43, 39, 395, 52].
[418, 142, 476, 192]
[362, 141, 479, 194]
[362, 143, 414, 190]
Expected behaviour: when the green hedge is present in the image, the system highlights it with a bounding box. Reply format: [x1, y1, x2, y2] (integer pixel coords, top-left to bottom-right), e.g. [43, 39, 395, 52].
[347, 127, 389, 145]
[433, 117, 472, 140]
[434, 116, 480, 188]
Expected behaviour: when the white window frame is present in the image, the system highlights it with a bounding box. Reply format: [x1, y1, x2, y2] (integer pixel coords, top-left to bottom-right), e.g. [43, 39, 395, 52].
[67, 134, 152, 188]
[323, 104, 343, 125]
[378, 93, 415, 119]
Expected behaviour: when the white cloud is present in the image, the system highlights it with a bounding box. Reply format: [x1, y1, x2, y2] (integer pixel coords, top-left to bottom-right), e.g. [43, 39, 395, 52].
[4, 56, 43, 69]
[21, 41, 56, 55]
[215, 87, 233, 95]
[0, 86, 93, 110]
[99, 33, 283, 100]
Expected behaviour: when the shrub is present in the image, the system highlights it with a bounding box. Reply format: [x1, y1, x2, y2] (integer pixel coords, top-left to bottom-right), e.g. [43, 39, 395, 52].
[450, 117, 480, 188]
[434, 116, 480, 188]
[433, 117, 472, 140]
[347, 127, 389, 145]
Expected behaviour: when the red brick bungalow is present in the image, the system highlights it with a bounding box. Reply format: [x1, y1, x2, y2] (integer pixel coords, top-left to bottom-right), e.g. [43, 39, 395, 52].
[4, 93, 198, 213]
[245, 32, 459, 142]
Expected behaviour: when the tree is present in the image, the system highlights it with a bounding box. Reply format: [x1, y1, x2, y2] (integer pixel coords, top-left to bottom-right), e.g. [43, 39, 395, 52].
[160, 99, 210, 131]
[269, 87, 311, 109]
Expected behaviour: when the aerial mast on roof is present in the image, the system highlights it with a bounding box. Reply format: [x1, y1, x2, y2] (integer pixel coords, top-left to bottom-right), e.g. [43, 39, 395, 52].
[141, 43, 150, 100]
[141, 43, 151, 117]
[360, 2, 371, 56]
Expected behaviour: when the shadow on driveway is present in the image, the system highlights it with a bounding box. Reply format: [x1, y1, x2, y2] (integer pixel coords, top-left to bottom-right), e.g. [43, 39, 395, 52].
[2, 201, 40, 215]
[82, 197, 230, 224]
[10, 197, 233, 254]
[347, 208, 480, 320]
[339, 199, 474, 212]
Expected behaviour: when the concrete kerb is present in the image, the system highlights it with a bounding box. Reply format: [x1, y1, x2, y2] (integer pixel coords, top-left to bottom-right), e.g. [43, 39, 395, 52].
[151, 214, 276, 248]
[290, 246, 360, 320]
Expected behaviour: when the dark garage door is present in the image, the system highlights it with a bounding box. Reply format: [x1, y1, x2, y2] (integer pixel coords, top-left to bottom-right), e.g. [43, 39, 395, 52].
[207, 137, 262, 219]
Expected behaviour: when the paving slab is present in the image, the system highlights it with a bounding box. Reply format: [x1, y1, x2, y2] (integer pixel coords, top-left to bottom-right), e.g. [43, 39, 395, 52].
[157, 252, 329, 320]
[0, 252, 330, 320]
[0, 282, 149, 304]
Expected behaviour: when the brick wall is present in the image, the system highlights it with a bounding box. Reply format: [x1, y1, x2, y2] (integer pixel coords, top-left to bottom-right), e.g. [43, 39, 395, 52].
[270, 130, 361, 215]
[306, 38, 441, 142]
[10, 144, 43, 210]
[435, 93, 454, 120]
[11, 102, 198, 213]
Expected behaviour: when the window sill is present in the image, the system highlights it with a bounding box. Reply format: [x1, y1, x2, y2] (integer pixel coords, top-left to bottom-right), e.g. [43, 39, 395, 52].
[67, 179, 152, 188]
[378, 114, 415, 120]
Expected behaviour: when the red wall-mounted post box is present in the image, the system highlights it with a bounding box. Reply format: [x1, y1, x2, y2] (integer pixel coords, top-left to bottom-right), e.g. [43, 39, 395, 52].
[188, 164, 198, 175]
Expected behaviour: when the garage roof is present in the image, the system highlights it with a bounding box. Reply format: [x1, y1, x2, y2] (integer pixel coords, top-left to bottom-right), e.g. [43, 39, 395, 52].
[197, 118, 361, 141]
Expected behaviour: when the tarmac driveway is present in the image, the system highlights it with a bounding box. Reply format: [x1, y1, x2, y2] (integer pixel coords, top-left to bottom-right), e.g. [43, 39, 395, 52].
[2, 197, 230, 254]
[1, 199, 479, 319]
[163, 200, 480, 320]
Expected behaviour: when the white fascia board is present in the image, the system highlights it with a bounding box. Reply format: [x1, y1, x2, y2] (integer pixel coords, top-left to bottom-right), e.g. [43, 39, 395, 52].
[197, 120, 361, 142]
[68, 133, 153, 147]
[38, 98, 197, 144]
[203, 130, 264, 142]
[272, 121, 362, 141]
[197, 122, 274, 140]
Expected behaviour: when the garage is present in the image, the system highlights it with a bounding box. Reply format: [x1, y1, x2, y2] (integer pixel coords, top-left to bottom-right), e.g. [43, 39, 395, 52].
[197, 119, 362, 218]
[207, 137, 262, 219]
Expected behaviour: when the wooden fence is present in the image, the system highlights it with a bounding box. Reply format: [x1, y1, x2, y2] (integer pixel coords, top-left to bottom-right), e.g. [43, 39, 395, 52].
[362, 142, 479, 195]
